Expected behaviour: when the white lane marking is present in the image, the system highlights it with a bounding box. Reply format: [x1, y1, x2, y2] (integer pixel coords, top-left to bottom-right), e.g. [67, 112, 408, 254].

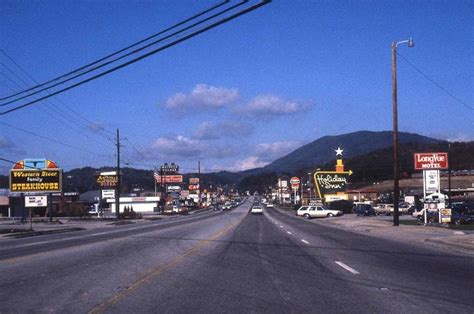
[287, 231, 292, 235]
[335, 261, 360, 275]
[301, 239, 310, 244]
[280, 225, 284, 228]
[454, 231, 465, 235]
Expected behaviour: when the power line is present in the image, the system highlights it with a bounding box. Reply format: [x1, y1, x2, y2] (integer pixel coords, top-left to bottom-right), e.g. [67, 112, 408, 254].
[0, 121, 113, 157]
[0, 51, 116, 140]
[0, 1, 247, 107]
[397, 52, 473, 111]
[0, 1, 229, 102]
[0, 1, 271, 115]
[0, 68, 114, 148]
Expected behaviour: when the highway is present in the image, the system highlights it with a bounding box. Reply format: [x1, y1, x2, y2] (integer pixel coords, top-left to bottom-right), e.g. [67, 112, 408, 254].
[0, 197, 473, 313]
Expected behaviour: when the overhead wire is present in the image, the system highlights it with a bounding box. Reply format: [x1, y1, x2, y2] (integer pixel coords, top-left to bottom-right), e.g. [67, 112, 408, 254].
[0, 0, 248, 107]
[0, 66, 115, 148]
[397, 52, 473, 111]
[0, 0, 271, 115]
[0, 0, 229, 102]
[0, 51, 116, 141]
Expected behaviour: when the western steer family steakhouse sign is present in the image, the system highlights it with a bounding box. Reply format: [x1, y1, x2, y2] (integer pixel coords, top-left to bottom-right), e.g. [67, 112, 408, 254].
[414, 152, 448, 170]
[10, 159, 62, 193]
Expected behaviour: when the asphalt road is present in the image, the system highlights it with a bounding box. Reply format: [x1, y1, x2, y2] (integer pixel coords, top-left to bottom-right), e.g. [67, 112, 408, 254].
[0, 197, 472, 313]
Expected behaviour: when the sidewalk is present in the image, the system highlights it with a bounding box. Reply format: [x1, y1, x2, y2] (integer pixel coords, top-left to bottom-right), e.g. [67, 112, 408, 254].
[272, 206, 474, 256]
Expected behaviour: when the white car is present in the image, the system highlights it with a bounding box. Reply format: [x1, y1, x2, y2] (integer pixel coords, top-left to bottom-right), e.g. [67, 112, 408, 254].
[296, 205, 342, 219]
[251, 205, 263, 215]
[266, 203, 274, 208]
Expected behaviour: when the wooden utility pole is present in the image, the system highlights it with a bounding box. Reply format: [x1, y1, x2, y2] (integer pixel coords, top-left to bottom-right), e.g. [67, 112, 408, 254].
[115, 128, 121, 219]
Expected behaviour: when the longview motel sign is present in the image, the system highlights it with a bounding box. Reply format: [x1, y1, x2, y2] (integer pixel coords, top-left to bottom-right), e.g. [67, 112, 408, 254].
[414, 152, 448, 170]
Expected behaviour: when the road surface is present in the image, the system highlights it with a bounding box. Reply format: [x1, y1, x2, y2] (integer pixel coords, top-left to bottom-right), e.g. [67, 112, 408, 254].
[0, 197, 472, 313]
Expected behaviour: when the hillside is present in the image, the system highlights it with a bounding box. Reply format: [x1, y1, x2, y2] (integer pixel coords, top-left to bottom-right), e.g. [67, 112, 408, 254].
[256, 130, 444, 174]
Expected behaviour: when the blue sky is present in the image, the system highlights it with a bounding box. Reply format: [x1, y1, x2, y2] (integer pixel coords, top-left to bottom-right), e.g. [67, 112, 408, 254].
[1, 0, 473, 174]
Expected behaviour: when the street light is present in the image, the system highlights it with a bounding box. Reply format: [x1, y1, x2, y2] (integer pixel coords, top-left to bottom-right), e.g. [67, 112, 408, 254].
[392, 38, 414, 226]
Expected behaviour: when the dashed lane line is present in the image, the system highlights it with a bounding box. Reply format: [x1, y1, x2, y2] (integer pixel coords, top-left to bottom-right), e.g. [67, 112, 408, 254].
[301, 239, 310, 245]
[335, 261, 360, 275]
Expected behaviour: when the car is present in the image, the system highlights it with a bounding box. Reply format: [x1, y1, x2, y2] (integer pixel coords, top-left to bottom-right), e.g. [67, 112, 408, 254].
[222, 202, 232, 210]
[352, 204, 376, 216]
[251, 205, 263, 215]
[266, 203, 274, 208]
[374, 204, 394, 216]
[296, 205, 342, 219]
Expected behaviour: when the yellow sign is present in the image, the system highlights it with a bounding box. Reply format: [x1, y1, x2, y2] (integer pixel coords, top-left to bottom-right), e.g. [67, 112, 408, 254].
[10, 169, 62, 193]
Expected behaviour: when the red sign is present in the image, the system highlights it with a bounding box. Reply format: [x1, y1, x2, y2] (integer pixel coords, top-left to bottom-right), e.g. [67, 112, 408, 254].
[414, 152, 448, 170]
[154, 175, 183, 184]
[188, 184, 200, 191]
[290, 177, 300, 185]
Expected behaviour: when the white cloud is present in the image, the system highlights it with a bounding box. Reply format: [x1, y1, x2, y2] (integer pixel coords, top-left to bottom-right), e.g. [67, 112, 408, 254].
[232, 156, 269, 171]
[148, 135, 238, 160]
[194, 121, 253, 140]
[164, 84, 239, 113]
[255, 141, 301, 161]
[446, 133, 473, 142]
[238, 94, 310, 118]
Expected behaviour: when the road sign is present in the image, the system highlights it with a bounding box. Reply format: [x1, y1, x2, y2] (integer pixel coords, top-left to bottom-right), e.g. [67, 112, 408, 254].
[25, 195, 48, 207]
[290, 177, 300, 185]
[414, 152, 448, 170]
[102, 189, 115, 199]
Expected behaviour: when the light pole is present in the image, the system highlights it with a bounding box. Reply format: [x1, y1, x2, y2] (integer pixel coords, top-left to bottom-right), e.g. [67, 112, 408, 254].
[307, 172, 312, 201]
[392, 38, 414, 226]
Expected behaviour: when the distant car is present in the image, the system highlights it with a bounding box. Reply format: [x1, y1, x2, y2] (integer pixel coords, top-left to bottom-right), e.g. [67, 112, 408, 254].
[296, 205, 342, 219]
[266, 203, 274, 208]
[353, 204, 376, 216]
[251, 205, 263, 215]
[374, 204, 394, 216]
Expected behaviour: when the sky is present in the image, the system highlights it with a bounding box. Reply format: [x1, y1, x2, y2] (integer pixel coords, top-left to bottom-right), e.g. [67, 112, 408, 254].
[0, 0, 473, 175]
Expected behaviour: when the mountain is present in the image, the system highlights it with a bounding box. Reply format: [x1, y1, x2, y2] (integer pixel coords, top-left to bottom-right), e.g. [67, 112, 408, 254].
[255, 131, 444, 174]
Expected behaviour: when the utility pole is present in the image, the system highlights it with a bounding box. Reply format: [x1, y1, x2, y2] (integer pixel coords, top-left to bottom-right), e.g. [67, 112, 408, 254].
[448, 143, 452, 207]
[198, 160, 201, 206]
[115, 128, 121, 219]
[391, 38, 414, 227]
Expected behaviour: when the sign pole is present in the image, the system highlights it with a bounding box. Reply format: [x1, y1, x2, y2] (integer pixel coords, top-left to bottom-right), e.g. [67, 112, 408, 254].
[29, 205, 33, 231]
[49, 192, 53, 222]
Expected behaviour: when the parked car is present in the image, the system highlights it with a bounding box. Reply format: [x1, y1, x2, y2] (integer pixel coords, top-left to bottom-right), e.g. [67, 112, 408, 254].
[374, 204, 394, 216]
[251, 205, 263, 215]
[296, 205, 343, 219]
[352, 204, 376, 216]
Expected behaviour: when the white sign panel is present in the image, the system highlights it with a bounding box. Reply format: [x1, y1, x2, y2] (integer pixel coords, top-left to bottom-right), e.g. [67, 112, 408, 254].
[424, 170, 440, 196]
[102, 189, 115, 199]
[25, 195, 48, 207]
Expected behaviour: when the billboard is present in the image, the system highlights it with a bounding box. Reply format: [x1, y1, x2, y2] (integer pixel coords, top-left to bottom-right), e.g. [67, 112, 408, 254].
[414, 152, 448, 170]
[96, 174, 118, 188]
[189, 178, 200, 185]
[10, 169, 62, 193]
[154, 175, 183, 184]
[314, 171, 351, 198]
